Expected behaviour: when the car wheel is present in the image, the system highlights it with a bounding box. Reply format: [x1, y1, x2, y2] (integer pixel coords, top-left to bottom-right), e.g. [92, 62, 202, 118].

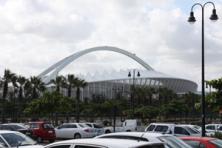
[49, 139, 55, 143]
[74, 133, 81, 139]
[37, 137, 43, 143]
[105, 130, 111, 134]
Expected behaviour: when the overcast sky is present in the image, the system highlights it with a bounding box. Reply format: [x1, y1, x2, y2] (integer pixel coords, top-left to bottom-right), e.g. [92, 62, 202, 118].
[0, 0, 222, 90]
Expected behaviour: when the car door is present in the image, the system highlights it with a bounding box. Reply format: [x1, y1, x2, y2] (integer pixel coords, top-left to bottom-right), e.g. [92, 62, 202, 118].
[56, 124, 70, 138]
[66, 124, 78, 139]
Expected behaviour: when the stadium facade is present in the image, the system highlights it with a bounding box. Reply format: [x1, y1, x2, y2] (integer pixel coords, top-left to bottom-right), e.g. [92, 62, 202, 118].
[39, 46, 198, 99]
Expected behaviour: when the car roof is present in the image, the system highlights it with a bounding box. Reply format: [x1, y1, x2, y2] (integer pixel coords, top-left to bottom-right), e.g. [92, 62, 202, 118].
[149, 123, 175, 126]
[0, 130, 19, 134]
[45, 138, 163, 148]
[96, 132, 173, 140]
[180, 136, 216, 141]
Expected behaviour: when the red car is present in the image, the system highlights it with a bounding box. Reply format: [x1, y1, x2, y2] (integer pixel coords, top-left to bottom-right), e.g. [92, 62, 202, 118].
[28, 121, 56, 143]
[180, 136, 222, 148]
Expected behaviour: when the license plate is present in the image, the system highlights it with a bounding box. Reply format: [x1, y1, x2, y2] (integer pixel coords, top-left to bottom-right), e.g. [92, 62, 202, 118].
[48, 131, 53, 133]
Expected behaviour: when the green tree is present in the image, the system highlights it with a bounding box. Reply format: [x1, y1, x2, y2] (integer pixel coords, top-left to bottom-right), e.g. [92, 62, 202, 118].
[50, 76, 66, 93]
[25, 76, 45, 99]
[74, 78, 87, 122]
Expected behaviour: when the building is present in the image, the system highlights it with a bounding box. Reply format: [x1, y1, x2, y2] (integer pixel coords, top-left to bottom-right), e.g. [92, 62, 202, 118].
[39, 46, 198, 100]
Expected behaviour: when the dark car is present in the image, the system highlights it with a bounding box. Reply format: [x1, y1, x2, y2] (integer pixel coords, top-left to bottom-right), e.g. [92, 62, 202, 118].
[28, 121, 56, 143]
[0, 123, 31, 135]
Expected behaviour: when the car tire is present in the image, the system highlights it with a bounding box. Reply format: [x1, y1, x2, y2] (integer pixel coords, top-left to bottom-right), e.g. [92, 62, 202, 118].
[37, 137, 43, 143]
[105, 130, 111, 134]
[74, 133, 81, 139]
[49, 139, 55, 143]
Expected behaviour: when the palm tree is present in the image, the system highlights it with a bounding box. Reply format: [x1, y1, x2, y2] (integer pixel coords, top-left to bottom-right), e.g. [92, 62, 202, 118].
[17, 76, 27, 121]
[50, 76, 65, 93]
[26, 76, 45, 99]
[1, 69, 15, 122]
[2, 69, 15, 99]
[65, 74, 78, 97]
[75, 78, 87, 122]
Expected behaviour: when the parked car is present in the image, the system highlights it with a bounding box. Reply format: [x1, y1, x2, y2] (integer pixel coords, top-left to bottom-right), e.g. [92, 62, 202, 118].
[180, 136, 222, 148]
[0, 130, 43, 148]
[96, 132, 192, 148]
[44, 138, 165, 148]
[0, 123, 31, 135]
[55, 123, 94, 139]
[104, 119, 143, 133]
[145, 123, 201, 137]
[205, 124, 222, 136]
[28, 121, 56, 143]
[83, 123, 105, 136]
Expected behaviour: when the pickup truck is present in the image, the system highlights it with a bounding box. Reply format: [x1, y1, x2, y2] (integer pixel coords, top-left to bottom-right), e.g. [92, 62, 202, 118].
[104, 119, 143, 133]
[145, 123, 201, 137]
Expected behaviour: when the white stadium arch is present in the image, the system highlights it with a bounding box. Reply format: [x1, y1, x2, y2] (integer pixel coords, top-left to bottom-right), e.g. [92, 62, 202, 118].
[38, 46, 197, 96]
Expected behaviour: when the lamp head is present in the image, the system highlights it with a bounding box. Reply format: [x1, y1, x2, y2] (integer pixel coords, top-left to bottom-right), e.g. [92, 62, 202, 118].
[188, 11, 196, 23]
[137, 71, 140, 77]
[210, 9, 218, 21]
[128, 72, 131, 77]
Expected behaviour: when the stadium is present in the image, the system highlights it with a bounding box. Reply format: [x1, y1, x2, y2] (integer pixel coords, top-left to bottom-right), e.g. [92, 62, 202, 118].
[38, 46, 198, 99]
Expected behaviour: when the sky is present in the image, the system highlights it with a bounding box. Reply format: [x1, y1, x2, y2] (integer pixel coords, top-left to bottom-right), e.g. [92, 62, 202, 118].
[0, 0, 222, 90]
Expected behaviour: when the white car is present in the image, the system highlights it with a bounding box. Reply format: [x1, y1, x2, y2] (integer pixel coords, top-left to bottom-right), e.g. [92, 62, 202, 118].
[44, 138, 165, 148]
[145, 123, 201, 137]
[83, 123, 105, 136]
[0, 130, 43, 148]
[96, 132, 192, 148]
[205, 124, 222, 136]
[55, 123, 94, 139]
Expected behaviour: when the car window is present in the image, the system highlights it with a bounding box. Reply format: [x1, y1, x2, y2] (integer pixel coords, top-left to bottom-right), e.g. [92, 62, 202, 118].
[137, 145, 165, 148]
[174, 127, 189, 135]
[206, 125, 215, 130]
[43, 123, 54, 129]
[183, 140, 201, 148]
[154, 125, 168, 132]
[185, 127, 200, 134]
[29, 123, 38, 129]
[218, 126, 222, 131]
[146, 125, 155, 131]
[68, 124, 77, 128]
[86, 124, 92, 127]
[78, 123, 87, 128]
[94, 124, 103, 128]
[47, 145, 71, 148]
[75, 145, 103, 148]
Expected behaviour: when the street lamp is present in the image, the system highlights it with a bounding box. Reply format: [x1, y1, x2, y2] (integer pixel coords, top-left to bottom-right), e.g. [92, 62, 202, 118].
[128, 69, 140, 117]
[188, 1, 218, 137]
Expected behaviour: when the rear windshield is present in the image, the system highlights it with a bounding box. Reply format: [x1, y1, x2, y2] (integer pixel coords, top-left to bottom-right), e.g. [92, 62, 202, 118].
[137, 144, 164, 148]
[185, 127, 200, 134]
[43, 123, 54, 129]
[99, 135, 148, 142]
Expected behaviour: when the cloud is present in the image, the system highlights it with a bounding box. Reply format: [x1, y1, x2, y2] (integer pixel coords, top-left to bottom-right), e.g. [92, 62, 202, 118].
[0, 0, 221, 90]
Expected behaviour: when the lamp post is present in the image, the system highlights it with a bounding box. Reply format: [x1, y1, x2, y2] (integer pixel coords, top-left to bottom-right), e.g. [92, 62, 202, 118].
[128, 69, 140, 117]
[188, 1, 218, 137]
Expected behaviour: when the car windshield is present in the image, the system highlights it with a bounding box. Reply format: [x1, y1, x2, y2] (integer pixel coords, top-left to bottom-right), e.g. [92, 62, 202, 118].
[210, 139, 222, 147]
[185, 127, 200, 134]
[1, 132, 36, 147]
[158, 136, 192, 148]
